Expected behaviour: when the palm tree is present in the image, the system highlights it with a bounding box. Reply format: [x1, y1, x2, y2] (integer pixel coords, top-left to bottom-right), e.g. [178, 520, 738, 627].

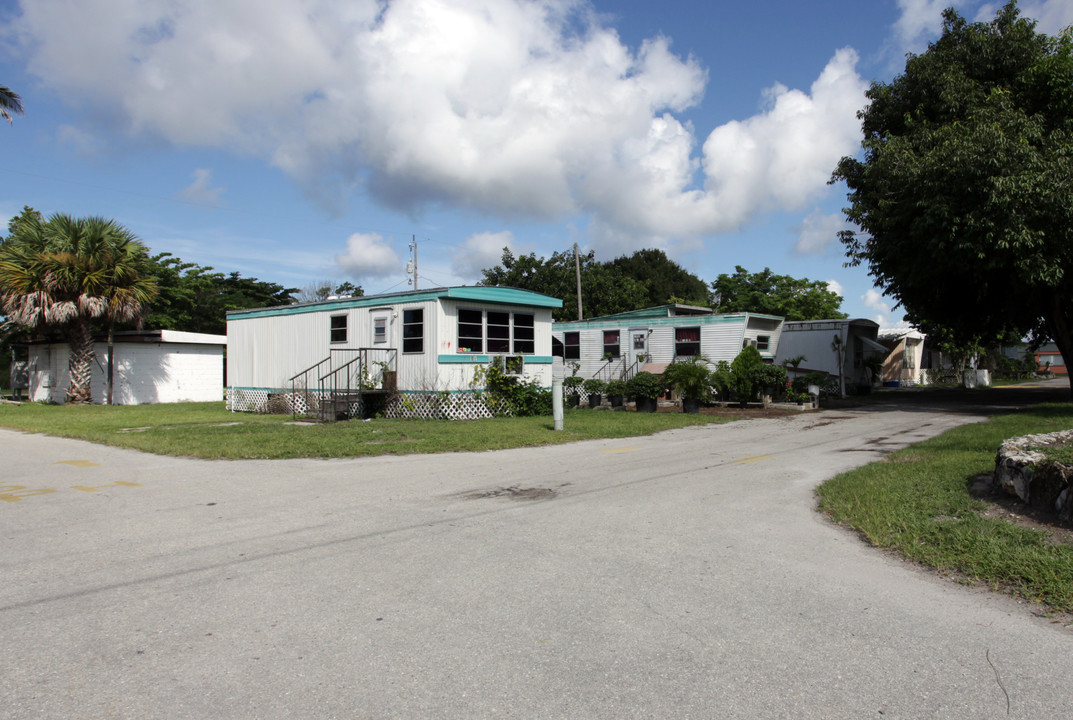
[0, 214, 158, 404]
[1, 86, 24, 124]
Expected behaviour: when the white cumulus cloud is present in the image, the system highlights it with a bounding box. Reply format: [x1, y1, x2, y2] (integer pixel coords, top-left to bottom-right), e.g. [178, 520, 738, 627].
[335, 232, 401, 279]
[176, 168, 225, 207]
[452, 231, 516, 281]
[794, 210, 846, 255]
[8, 0, 867, 249]
[826, 280, 844, 298]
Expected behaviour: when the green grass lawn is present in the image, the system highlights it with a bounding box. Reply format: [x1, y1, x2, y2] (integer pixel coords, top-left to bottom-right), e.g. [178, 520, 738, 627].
[0, 401, 725, 459]
[817, 403, 1073, 615]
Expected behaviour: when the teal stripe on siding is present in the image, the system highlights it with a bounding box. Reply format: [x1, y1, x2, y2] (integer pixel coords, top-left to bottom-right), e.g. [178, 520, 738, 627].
[437, 355, 554, 364]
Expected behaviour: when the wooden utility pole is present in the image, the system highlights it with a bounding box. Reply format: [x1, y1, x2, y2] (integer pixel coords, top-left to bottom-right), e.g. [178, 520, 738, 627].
[573, 242, 583, 320]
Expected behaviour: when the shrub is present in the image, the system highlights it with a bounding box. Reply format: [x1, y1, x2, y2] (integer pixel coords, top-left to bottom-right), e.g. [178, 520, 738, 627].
[482, 358, 551, 416]
[730, 345, 765, 402]
[627, 371, 667, 400]
[583, 378, 607, 394]
[563, 376, 584, 395]
[663, 356, 713, 401]
[606, 378, 628, 397]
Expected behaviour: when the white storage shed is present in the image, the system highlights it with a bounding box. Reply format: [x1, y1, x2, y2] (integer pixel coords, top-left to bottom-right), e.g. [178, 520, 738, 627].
[25, 330, 226, 405]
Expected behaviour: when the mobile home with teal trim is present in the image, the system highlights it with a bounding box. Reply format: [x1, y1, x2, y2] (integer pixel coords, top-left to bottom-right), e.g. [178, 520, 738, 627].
[553, 304, 783, 380]
[226, 286, 562, 418]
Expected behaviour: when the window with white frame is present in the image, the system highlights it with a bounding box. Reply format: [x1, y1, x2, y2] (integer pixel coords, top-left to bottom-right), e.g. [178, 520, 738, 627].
[675, 327, 701, 356]
[457, 309, 536, 354]
[603, 330, 620, 358]
[373, 317, 387, 344]
[402, 309, 423, 353]
[564, 331, 580, 360]
[330, 315, 348, 343]
[756, 335, 770, 352]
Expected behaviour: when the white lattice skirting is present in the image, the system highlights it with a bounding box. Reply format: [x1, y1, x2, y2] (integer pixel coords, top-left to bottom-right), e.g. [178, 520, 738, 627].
[227, 388, 511, 420]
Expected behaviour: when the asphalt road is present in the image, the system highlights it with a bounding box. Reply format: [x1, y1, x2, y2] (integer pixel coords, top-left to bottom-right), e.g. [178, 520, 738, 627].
[2, 387, 1072, 719]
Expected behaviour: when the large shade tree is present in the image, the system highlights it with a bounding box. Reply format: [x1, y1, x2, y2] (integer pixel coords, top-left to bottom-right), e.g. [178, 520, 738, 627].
[0, 212, 158, 403]
[711, 266, 846, 320]
[832, 2, 1073, 395]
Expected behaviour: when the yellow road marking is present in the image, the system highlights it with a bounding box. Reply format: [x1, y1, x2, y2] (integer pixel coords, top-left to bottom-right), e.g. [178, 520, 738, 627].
[53, 460, 101, 468]
[0, 486, 58, 502]
[601, 446, 642, 454]
[734, 455, 774, 464]
[71, 481, 142, 492]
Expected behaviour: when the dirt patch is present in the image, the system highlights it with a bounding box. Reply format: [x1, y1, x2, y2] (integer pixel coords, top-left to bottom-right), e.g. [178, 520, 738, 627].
[458, 485, 560, 501]
[970, 473, 1073, 546]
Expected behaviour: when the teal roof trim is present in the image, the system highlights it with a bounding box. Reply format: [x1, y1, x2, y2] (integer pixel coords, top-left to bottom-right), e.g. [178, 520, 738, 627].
[446, 286, 562, 308]
[227, 286, 561, 320]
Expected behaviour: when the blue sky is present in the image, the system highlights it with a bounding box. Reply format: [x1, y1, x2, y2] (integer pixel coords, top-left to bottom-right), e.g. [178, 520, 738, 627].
[2, 0, 1071, 325]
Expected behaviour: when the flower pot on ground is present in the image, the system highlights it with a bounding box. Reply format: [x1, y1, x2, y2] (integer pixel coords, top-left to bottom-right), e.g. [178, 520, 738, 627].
[664, 355, 713, 414]
[627, 371, 666, 413]
[563, 375, 583, 407]
[582, 378, 607, 408]
[605, 378, 627, 408]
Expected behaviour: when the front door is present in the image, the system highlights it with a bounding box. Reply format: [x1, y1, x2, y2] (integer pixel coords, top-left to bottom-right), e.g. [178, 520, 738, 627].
[629, 328, 649, 369]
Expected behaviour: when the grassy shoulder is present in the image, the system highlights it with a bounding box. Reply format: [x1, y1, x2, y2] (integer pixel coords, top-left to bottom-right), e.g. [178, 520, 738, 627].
[0, 401, 727, 460]
[816, 403, 1073, 615]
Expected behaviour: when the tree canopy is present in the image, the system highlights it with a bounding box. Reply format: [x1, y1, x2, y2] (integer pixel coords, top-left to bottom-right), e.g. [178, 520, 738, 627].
[0, 211, 158, 403]
[711, 266, 846, 320]
[478, 248, 648, 321]
[832, 1, 1073, 394]
[606, 249, 710, 307]
[143, 254, 297, 335]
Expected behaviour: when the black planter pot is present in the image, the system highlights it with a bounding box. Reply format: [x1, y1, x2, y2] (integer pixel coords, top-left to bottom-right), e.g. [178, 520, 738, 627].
[609, 394, 624, 408]
[587, 393, 603, 408]
[567, 394, 580, 408]
[636, 396, 658, 413]
[682, 397, 702, 414]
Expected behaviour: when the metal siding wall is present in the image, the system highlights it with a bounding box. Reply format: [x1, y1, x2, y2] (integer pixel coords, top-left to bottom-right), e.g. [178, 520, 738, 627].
[699, 321, 745, 363]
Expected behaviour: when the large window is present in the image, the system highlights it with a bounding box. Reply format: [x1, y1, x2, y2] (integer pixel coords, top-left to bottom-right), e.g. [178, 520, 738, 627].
[564, 332, 580, 360]
[458, 309, 536, 354]
[402, 309, 423, 353]
[603, 330, 620, 358]
[487, 311, 511, 353]
[458, 309, 483, 352]
[330, 315, 348, 344]
[513, 314, 534, 354]
[675, 327, 701, 356]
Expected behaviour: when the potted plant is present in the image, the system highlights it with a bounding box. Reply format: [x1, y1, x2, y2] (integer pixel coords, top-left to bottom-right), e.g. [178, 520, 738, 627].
[563, 375, 583, 407]
[627, 371, 666, 412]
[663, 356, 712, 414]
[582, 378, 607, 408]
[605, 378, 627, 408]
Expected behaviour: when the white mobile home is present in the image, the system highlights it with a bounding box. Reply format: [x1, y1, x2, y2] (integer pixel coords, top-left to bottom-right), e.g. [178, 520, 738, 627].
[226, 286, 562, 418]
[552, 304, 784, 380]
[775, 319, 886, 396]
[878, 327, 928, 386]
[25, 330, 226, 405]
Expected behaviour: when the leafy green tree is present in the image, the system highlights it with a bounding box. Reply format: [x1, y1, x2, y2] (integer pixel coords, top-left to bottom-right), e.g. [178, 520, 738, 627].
[0, 213, 158, 403]
[607, 249, 710, 307]
[711, 266, 846, 320]
[0, 86, 23, 124]
[832, 2, 1073, 396]
[730, 345, 765, 406]
[143, 254, 297, 335]
[479, 248, 647, 321]
[294, 280, 363, 304]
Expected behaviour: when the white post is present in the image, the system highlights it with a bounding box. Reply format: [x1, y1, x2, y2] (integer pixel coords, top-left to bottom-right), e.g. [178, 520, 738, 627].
[552, 377, 563, 431]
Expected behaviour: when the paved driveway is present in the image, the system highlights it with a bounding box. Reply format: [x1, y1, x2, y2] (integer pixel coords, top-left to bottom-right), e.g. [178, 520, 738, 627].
[2, 392, 1071, 718]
